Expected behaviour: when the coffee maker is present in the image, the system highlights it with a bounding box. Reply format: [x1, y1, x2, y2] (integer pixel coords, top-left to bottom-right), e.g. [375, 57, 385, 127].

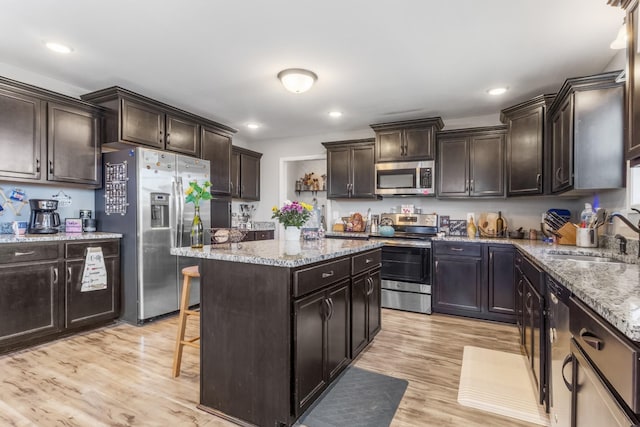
[28, 199, 61, 234]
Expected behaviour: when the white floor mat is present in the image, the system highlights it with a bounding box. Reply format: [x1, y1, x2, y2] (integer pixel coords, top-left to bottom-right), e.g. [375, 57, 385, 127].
[457, 346, 550, 426]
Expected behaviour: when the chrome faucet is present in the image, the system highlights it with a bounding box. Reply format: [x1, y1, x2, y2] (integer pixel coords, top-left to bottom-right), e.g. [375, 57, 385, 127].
[608, 209, 640, 257]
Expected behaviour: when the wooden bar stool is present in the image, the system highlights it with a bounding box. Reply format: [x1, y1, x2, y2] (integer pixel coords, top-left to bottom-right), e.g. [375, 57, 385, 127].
[172, 265, 200, 377]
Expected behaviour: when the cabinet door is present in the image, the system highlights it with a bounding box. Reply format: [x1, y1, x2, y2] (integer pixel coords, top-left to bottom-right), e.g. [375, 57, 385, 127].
[47, 102, 100, 186]
[487, 246, 515, 318]
[120, 98, 164, 149]
[523, 278, 534, 362]
[437, 138, 469, 197]
[367, 269, 381, 339]
[326, 146, 351, 198]
[515, 267, 525, 345]
[432, 255, 482, 315]
[0, 88, 42, 180]
[231, 150, 241, 198]
[531, 282, 545, 404]
[627, 1, 640, 161]
[470, 133, 505, 197]
[0, 261, 61, 347]
[351, 273, 368, 358]
[294, 290, 326, 412]
[375, 129, 403, 162]
[325, 280, 350, 381]
[404, 127, 435, 160]
[551, 96, 573, 193]
[65, 257, 119, 329]
[240, 153, 260, 201]
[507, 107, 544, 195]
[166, 114, 199, 156]
[350, 143, 376, 198]
[201, 127, 231, 194]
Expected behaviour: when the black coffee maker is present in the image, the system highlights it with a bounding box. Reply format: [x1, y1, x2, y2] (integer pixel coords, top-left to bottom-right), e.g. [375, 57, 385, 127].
[28, 199, 61, 234]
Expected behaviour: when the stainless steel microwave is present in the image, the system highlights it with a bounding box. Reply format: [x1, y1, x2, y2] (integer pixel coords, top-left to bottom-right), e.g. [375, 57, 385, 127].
[375, 160, 434, 196]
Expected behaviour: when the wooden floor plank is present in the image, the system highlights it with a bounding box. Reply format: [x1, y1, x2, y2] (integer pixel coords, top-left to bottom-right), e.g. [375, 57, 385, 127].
[0, 309, 538, 426]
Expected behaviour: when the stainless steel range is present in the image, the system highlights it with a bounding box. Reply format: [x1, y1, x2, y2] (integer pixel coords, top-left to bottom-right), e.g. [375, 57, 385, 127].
[371, 213, 437, 314]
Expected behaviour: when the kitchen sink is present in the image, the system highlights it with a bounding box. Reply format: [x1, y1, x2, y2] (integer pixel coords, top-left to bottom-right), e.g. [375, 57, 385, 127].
[545, 254, 622, 263]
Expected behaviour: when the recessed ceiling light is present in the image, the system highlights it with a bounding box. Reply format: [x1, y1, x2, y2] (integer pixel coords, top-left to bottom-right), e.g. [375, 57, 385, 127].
[45, 42, 73, 54]
[487, 87, 508, 96]
[328, 111, 343, 118]
[247, 123, 260, 129]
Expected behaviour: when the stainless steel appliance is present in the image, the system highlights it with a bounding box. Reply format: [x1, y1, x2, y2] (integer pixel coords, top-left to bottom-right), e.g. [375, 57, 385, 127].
[547, 276, 571, 427]
[28, 199, 61, 234]
[96, 147, 211, 324]
[375, 160, 434, 196]
[372, 213, 437, 314]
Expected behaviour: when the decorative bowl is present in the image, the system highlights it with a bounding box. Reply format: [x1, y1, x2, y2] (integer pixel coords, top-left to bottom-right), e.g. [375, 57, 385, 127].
[379, 225, 395, 237]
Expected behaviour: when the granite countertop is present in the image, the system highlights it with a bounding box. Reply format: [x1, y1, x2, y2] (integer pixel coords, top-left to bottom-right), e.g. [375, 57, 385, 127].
[0, 232, 123, 243]
[437, 236, 640, 342]
[171, 238, 383, 268]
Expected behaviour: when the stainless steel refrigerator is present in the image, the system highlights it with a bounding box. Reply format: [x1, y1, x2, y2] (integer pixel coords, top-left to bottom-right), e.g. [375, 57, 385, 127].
[96, 147, 210, 324]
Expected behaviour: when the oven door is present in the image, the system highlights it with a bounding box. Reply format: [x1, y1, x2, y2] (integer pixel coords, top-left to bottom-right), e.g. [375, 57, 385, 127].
[380, 245, 429, 284]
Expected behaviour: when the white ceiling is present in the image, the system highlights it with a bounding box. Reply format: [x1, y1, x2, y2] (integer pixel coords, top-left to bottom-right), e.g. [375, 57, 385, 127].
[0, 0, 625, 143]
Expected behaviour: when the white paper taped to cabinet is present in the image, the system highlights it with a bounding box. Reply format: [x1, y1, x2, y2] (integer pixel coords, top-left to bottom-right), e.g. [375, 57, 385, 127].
[81, 247, 108, 292]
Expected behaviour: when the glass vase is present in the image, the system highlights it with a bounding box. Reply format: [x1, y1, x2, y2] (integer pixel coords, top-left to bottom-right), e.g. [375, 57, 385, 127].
[190, 206, 204, 248]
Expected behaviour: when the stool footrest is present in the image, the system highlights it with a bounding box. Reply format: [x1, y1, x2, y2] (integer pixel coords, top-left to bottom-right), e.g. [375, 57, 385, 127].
[184, 309, 200, 316]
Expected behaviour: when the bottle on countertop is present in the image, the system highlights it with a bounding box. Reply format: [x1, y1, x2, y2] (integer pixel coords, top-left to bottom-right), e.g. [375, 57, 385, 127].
[467, 217, 477, 239]
[580, 203, 594, 228]
[496, 211, 504, 237]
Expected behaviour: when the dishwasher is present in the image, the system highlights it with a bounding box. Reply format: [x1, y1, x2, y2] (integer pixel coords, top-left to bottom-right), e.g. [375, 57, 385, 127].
[547, 276, 571, 427]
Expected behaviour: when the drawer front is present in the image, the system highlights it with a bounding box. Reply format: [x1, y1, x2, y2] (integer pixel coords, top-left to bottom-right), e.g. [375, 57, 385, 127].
[255, 230, 274, 241]
[434, 242, 481, 257]
[0, 243, 60, 264]
[352, 249, 381, 275]
[293, 257, 350, 297]
[570, 296, 640, 413]
[66, 240, 120, 259]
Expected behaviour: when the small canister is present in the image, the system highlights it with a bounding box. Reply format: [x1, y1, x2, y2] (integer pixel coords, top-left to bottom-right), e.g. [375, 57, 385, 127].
[79, 210, 92, 220]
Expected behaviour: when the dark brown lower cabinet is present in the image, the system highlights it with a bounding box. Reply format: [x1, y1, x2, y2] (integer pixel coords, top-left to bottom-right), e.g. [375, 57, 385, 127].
[433, 242, 515, 323]
[294, 279, 350, 414]
[351, 268, 381, 358]
[0, 260, 62, 348]
[65, 240, 120, 329]
[515, 250, 546, 406]
[0, 239, 121, 354]
[241, 229, 274, 241]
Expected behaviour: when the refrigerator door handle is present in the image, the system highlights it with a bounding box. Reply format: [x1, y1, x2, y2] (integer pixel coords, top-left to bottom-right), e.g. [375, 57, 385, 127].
[177, 177, 185, 246]
[172, 177, 180, 247]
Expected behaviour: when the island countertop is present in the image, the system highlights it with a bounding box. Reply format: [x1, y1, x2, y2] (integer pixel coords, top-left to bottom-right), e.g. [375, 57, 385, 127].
[170, 238, 383, 267]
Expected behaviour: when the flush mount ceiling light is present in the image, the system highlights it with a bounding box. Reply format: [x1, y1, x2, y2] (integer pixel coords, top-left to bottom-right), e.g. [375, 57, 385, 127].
[487, 87, 508, 96]
[610, 21, 627, 50]
[277, 68, 318, 93]
[247, 123, 260, 129]
[45, 41, 73, 54]
[328, 111, 343, 118]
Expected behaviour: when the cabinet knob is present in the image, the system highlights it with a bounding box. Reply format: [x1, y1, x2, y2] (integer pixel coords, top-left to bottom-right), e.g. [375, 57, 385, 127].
[555, 167, 562, 182]
[321, 270, 334, 279]
[49, 160, 54, 175]
[36, 158, 40, 173]
[536, 173, 542, 188]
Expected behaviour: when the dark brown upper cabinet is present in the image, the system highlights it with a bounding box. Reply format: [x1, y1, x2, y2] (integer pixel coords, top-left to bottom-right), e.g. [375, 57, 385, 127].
[626, 0, 640, 161]
[547, 71, 624, 194]
[436, 126, 506, 198]
[0, 76, 103, 188]
[81, 87, 235, 158]
[370, 117, 444, 162]
[200, 126, 232, 195]
[322, 139, 377, 199]
[500, 94, 555, 196]
[231, 146, 262, 201]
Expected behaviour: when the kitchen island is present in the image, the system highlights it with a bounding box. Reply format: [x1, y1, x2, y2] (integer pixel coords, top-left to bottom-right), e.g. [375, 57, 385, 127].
[171, 238, 383, 427]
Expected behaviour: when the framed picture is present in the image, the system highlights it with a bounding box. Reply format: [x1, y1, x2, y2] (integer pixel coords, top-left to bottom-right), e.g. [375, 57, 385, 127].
[439, 215, 450, 228]
[449, 219, 467, 236]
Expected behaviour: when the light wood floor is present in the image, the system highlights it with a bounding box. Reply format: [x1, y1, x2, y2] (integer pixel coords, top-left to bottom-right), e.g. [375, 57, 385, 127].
[0, 309, 538, 427]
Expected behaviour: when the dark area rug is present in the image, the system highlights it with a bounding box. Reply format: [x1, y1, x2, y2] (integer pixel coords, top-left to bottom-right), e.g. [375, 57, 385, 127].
[295, 366, 408, 427]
